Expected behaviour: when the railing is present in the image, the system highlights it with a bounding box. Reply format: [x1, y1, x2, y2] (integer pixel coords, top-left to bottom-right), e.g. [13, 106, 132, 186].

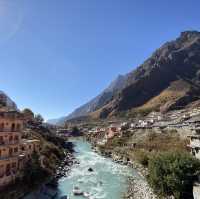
[0, 129, 22, 132]
[0, 154, 19, 161]
[0, 169, 18, 179]
[0, 140, 20, 146]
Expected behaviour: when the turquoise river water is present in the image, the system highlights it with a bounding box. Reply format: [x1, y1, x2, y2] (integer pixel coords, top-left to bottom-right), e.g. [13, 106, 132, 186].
[55, 138, 141, 199]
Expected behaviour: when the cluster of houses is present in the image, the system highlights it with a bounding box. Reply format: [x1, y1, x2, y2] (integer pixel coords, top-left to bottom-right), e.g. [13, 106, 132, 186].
[88, 123, 128, 144]
[0, 107, 40, 188]
[85, 109, 200, 161]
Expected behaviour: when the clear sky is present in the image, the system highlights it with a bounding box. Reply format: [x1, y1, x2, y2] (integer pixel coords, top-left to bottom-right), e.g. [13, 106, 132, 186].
[0, 0, 200, 120]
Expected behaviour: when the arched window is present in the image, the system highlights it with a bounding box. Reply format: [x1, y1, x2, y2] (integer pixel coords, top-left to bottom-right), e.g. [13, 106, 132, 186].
[0, 165, 4, 178]
[0, 123, 4, 131]
[9, 148, 13, 156]
[0, 136, 3, 144]
[9, 136, 13, 141]
[14, 148, 18, 153]
[6, 164, 11, 176]
[11, 123, 15, 132]
[14, 135, 19, 141]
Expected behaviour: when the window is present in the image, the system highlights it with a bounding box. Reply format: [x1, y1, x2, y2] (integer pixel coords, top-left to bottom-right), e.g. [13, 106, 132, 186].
[0, 123, 4, 131]
[14, 147, 18, 153]
[0, 165, 4, 178]
[11, 123, 15, 132]
[6, 164, 11, 176]
[14, 135, 19, 141]
[9, 136, 13, 141]
[12, 162, 16, 168]
[9, 148, 13, 156]
[0, 136, 3, 144]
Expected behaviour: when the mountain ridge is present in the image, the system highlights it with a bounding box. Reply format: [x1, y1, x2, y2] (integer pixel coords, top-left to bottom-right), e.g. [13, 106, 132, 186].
[49, 30, 200, 124]
[47, 74, 127, 125]
[97, 30, 200, 117]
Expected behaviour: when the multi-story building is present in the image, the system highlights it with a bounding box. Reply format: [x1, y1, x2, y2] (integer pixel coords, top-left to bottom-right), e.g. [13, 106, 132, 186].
[0, 108, 40, 188]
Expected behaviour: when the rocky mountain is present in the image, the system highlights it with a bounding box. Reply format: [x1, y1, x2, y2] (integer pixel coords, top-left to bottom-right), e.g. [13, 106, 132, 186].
[48, 75, 127, 125]
[93, 31, 200, 118]
[51, 30, 200, 124]
[67, 75, 127, 118]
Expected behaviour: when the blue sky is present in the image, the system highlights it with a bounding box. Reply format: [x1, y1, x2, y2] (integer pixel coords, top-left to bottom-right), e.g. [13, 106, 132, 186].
[0, 0, 200, 120]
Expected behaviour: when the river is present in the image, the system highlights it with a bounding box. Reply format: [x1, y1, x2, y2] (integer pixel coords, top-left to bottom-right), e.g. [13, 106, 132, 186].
[55, 138, 141, 199]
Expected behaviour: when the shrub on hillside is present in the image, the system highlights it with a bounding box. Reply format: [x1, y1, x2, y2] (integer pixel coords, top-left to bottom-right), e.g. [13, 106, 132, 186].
[23, 153, 49, 187]
[148, 151, 200, 199]
[134, 150, 150, 167]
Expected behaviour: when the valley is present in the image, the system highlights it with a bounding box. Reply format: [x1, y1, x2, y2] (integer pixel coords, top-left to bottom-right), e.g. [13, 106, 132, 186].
[1, 0, 200, 198]
[2, 31, 200, 199]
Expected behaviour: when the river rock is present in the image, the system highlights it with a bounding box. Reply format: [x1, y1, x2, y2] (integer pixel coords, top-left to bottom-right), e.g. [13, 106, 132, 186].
[88, 167, 94, 172]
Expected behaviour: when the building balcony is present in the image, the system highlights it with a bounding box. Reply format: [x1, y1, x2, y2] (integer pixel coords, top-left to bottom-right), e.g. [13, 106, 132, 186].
[0, 141, 20, 146]
[0, 154, 20, 161]
[0, 170, 18, 187]
[0, 129, 21, 133]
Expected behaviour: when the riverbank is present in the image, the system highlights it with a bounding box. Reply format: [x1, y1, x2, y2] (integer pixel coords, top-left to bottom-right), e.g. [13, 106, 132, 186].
[124, 177, 157, 199]
[0, 152, 75, 199]
[22, 136, 157, 199]
[22, 151, 76, 199]
[54, 138, 136, 199]
[0, 132, 76, 199]
[87, 134, 158, 199]
[99, 149, 157, 199]
[85, 126, 192, 199]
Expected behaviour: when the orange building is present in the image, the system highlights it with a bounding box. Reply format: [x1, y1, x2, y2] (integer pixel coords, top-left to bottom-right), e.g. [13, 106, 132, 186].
[105, 126, 122, 139]
[0, 109, 40, 188]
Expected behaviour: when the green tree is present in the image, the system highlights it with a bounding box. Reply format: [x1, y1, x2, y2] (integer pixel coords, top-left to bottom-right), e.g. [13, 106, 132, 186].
[23, 153, 49, 187]
[71, 126, 81, 136]
[22, 108, 34, 121]
[34, 114, 44, 124]
[148, 151, 200, 199]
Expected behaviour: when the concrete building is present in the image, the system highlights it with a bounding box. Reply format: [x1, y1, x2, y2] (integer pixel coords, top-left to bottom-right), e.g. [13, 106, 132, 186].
[0, 109, 40, 188]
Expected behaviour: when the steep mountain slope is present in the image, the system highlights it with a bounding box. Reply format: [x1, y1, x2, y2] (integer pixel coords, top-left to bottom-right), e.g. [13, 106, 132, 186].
[51, 30, 200, 124]
[93, 31, 200, 118]
[48, 75, 127, 125]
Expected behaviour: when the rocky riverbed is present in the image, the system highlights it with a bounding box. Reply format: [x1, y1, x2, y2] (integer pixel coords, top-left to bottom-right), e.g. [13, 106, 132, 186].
[55, 138, 138, 199]
[54, 151, 77, 180]
[23, 149, 77, 199]
[92, 146, 158, 199]
[124, 177, 157, 199]
[24, 137, 158, 199]
[112, 158, 157, 199]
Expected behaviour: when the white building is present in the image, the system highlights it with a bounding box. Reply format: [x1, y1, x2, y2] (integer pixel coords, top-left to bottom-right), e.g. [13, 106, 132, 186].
[187, 135, 200, 159]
